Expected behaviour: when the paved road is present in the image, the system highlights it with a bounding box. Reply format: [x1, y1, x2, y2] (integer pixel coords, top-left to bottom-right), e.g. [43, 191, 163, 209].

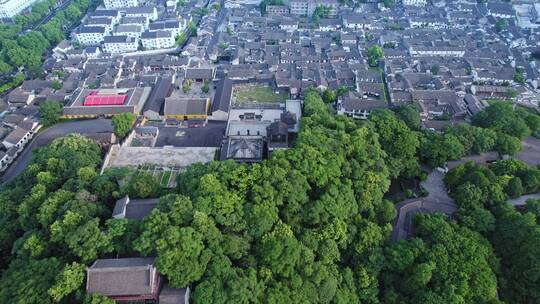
[391, 171, 457, 242]
[30, 0, 73, 31]
[446, 151, 499, 170]
[421, 171, 455, 205]
[1, 119, 112, 183]
[205, 0, 227, 59]
[508, 193, 540, 206]
[517, 137, 540, 166]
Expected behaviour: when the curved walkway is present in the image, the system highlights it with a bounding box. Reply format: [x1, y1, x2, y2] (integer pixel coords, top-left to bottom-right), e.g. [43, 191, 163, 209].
[507, 193, 540, 206]
[518, 137, 540, 166]
[1, 119, 112, 183]
[391, 170, 457, 242]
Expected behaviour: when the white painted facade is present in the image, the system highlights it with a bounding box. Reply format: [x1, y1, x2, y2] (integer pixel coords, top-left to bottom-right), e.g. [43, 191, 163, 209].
[75, 27, 107, 46]
[141, 31, 175, 49]
[103, 0, 139, 8]
[0, 0, 40, 18]
[103, 36, 139, 53]
[124, 6, 158, 21]
[403, 0, 427, 7]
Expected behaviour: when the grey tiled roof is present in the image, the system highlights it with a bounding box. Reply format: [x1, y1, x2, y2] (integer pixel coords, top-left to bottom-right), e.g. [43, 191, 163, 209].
[86, 257, 159, 297]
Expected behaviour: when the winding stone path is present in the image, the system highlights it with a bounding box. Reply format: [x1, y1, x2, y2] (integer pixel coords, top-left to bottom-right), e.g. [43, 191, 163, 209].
[391, 171, 457, 242]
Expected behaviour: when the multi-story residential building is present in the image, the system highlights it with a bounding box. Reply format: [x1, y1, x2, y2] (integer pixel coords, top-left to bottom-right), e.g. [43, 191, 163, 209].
[266, 5, 289, 16]
[85, 17, 116, 34]
[124, 6, 158, 21]
[488, 2, 514, 19]
[279, 20, 298, 32]
[2, 127, 32, 150]
[402, 0, 427, 7]
[290, 0, 308, 16]
[75, 26, 107, 46]
[289, 0, 339, 17]
[148, 20, 186, 38]
[103, 0, 139, 8]
[92, 9, 121, 24]
[337, 97, 388, 119]
[121, 16, 149, 30]
[0, 0, 40, 18]
[115, 24, 144, 38]
[103, 35, 139, 54]
[409, 46, 465, 57]
[343, 15, 370, 30]
[166, 0, 176, 12]
[141, 31, 175, 49]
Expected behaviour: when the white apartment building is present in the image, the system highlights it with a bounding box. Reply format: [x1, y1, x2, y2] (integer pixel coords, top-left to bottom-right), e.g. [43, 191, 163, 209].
[75, 26, 107, 46]
[289, 0, 339, 17]
[279, 20, 298, 32]
[103, 36, 139, 53]
[124, 6, 158, 21]
[148, 20, 186, 38]
[402, 0, 427, 7]
[2, 127, 32, 150]
[409, 46, 465, 57]
[0, 0, 40, 18]
[92, 9, 121, 24]
[104, 0, 139, 8]
[0, 151, 10, 172]
[86, 17, 115, 34]
[141, 31, 175, 49]
[343, 15, 371, 30]
[121, 16, 149, 30]
[115, 24, 144, 38]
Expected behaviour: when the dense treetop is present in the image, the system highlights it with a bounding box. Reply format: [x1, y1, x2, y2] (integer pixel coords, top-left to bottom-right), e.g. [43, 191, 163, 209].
[0, 92, 539, 303]
[444, 160, 540, 303]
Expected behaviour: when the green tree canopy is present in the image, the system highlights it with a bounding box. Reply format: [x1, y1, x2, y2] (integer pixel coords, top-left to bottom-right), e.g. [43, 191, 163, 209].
[367, 45, 384, 67]
[39, 100, 63, 126]
[473, 102, 531, 140]
[111, 112, 136, 139]
[369, 109, 420, 177]
[381, 214, 499, 304]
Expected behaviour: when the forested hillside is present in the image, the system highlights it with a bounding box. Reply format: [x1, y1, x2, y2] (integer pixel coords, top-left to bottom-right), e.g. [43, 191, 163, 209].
[0, 91, 538, 303]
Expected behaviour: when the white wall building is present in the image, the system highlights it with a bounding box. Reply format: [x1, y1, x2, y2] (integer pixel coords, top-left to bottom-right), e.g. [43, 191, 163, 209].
[0, 151, 10, 171]
[115, 24, 144, 38]
[279, 21, 298, 32]
[121, 16, 149, 30]
[409, 46, 465, 57]
[124, 6, 158, 21]
[290, 0, 339, 17]
[2, 128, 32, 150]
[75, 26, 107, 46]
[85, 17, 116, 34]
[141, 31, 175, 49]
[402, 0, 427, 7]
[104, 0, 139, 8]
[343, 15, 371, 30]
[103, 36, 139, 53]
[148, 20, 186, 38]
[92, 9, 121, 24]
[0, 0, 40, 18]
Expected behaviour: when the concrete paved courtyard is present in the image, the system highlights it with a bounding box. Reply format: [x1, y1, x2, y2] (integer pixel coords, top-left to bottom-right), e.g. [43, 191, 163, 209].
[518, 137, 540, 166]
[107, 146, 217, 168]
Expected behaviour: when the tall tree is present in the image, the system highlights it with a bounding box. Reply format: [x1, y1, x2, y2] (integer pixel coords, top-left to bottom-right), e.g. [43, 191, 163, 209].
[40, 101, 62, 126]
[111, 112, 136, 139]
[381, 214, 499, 304]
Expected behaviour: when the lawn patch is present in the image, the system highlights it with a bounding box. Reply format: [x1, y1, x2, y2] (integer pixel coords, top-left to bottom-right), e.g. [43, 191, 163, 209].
[233, 85, 288, 104]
